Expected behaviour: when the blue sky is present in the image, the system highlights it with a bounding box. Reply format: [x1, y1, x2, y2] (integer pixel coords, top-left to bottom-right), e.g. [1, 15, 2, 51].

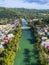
[0, 0, 49, 9]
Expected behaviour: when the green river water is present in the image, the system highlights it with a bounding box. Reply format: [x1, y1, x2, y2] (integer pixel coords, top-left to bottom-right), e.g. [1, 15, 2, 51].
[14, 19, 39, 65]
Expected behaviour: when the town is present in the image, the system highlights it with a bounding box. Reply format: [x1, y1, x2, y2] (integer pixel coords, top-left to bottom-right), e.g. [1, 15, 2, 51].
[0, 19, 20, 50]
[0, 6, 49, 65]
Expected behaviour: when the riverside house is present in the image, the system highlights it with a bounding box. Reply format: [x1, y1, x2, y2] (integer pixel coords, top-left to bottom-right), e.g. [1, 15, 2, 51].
[37, 27, 49, 50]
[0, 19, 20, 49]
[0, 24, 16, 34]
[0, 24, 15, 49]
[0, 32, 6, 41]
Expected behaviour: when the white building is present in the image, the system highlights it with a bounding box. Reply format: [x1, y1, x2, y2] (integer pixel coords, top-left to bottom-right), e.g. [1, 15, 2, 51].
[0, 44, 4, 48]
[42, 37, 47, 41]
[41, 40, 49, 48]
[8, 34, 14, 39]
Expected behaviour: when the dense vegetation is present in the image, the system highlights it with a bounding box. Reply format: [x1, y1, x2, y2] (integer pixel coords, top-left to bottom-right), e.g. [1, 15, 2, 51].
[0, 7, 49, 19]
[1, 27, 22, 65]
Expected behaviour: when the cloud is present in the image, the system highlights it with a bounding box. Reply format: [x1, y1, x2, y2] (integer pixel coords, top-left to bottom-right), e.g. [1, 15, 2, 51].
[0, 0, 49, 9]
[24, 0, 48, 4]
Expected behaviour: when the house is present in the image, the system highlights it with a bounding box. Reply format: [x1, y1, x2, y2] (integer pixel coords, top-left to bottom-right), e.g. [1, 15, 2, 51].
[0, 33, 5, 40]
[0, 24, 16, 34]
[14, 19, 20, 26]
[43, 27, 48, 30]
[41, 39, 49, 48]
[46, 46, 49, 50]
[32, 18, 39, 21]
[38, 30, 45, 35]
[4, 37, 9, 43]
[42, 37, 47, 41]
[0, 44, 4, 48]
[47, 32, 49, 36]
[4, 30, 9, 34]
[4, 40, 8, 43]
[8, 34, 14, 39]
[0, 42, 5, 45]
[43, 29, 47, 33]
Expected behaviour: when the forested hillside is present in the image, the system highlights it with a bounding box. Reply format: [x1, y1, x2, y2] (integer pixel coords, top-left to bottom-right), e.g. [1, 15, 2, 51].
[0, 7, 49, 18]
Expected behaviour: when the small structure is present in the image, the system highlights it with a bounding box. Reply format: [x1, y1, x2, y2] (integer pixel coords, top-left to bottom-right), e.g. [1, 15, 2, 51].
[43, 27, 48, 32]
[0, 44, 4, 48]
[0, 32, 5, 40]
[0, 42, 5, 45]
[45, 30, 47, 33]
[46, 46, 49, 50]
[0, 24, 16, 34]
[32, 18, 39, 21]
[41, 39, 49, 48]
[38, 31, 45, 35]
[42, 37, 47, 41]
[4, 37, 9, 43]
[14, 19, 20, 26]
[8, 34, 14, 39]
[47, 32, 49, 36]
[4, 30, 9, 34]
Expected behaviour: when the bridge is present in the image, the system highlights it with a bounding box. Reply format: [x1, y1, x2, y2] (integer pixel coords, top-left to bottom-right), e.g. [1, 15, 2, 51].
[21, 26, 31, 29]
[21, 18, 31, 30]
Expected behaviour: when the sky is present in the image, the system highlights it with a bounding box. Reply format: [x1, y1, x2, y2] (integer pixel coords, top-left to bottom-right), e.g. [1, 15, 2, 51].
[0, 0, 49, 9]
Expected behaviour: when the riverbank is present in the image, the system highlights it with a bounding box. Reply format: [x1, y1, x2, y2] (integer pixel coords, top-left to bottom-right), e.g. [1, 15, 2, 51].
[2, 27, 22, 65]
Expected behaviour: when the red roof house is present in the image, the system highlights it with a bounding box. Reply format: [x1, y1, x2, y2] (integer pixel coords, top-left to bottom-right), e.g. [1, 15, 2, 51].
[4, 37, 9, 43]
[46, 46, 49, 50]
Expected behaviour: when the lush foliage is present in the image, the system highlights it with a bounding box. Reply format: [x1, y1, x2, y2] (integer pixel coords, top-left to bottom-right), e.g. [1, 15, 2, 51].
[0, 7, 49, 19]
[1, 27, 21, 65]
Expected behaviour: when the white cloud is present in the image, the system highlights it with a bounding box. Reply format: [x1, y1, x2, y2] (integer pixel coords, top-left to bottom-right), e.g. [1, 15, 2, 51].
[0, 0, 49, 9]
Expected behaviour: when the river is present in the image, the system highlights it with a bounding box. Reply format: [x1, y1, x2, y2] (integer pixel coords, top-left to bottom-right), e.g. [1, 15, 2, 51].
[14, 19, 39, 65]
